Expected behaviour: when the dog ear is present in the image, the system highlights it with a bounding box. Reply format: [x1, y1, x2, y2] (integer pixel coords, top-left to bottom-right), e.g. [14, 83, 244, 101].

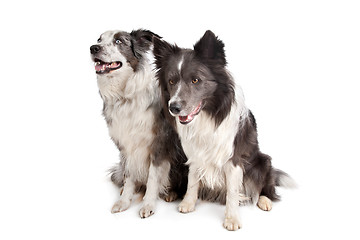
[130, 29, 161, 58]
[194, 30, 226, 66]
[131, 29, 161, 44]
[153, 37, 179, 68]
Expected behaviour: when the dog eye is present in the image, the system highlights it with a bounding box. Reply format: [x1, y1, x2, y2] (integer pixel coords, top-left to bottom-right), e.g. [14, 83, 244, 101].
[169, 79, 174, 85]
[115, 39, 122, 45]
[97, 38, 101, 43]
[192, 78, 199, 84]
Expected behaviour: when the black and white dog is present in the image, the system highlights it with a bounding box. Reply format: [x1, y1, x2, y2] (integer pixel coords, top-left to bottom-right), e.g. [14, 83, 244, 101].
[153, 30, 295, 230]
[90, 29, 187, 218]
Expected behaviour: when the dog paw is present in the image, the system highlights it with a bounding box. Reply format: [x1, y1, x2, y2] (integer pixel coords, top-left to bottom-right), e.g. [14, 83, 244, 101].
[164, 191, 178, 202]
[139, 204, 155, 218]
[178, 200, 195, 213]
[111, 199, 130, 213]
[223, 217, 242, 231]
[257, 196, 272, 211]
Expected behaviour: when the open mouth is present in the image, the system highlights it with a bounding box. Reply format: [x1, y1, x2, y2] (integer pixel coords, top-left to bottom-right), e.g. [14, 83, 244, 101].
[179, 102, 202, 124]
[94, 58, 122, 74]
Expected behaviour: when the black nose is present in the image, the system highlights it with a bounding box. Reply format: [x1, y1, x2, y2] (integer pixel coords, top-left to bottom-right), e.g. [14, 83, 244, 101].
[90, 45, 101, 54]
[169, 102, 182, 114]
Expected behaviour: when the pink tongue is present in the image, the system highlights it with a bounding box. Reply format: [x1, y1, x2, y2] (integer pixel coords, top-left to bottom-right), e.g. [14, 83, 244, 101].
[179, 116, 189, 122]
[95, 63, 106, 72]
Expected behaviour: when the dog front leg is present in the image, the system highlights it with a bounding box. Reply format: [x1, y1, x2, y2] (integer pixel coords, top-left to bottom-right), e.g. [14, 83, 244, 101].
[179, 164, 199, 213]
[139, 161, 170, 218]
[111, 176, 135, 213]
[223, 162, 243, 231]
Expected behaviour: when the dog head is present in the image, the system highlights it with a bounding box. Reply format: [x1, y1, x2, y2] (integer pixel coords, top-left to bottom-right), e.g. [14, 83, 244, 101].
[154, 30, 234, 125]
[90, 29, 159, 98]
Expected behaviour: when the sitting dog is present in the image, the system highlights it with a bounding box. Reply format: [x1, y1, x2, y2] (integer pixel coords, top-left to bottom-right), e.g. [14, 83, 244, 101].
[153, 30, 295, 230]
[90, 29, 187, 218]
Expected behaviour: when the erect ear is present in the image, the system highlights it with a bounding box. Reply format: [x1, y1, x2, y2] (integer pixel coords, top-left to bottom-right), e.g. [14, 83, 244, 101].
[153, 37, 179, 69]
[130, 29, 161, 58]
[194, 30, 226, 66]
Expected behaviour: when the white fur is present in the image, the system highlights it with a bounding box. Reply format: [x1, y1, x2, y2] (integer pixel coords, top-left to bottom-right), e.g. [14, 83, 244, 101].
[178, 164, 200, 213]
[257, 195, 272, 211]
[277, 173, 298, 189]
[176, 80, 248, 230]
[99, 54, 159, 185]
[176, 84, 248, 189]
[111, 176, 136, 213]
[140, 161, 170, 218]
[94, 31, 170, 216]
[223, 163, 243, 230]
[177, 56, 184, 72]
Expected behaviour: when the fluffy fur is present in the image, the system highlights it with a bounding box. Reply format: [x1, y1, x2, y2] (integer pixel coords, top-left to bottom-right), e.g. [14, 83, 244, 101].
[90, 29, 187, 218]
[153, 30, 295, 230]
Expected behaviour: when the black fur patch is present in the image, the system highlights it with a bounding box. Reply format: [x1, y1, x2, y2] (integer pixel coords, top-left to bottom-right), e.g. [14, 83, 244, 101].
[193, 31, 235, 126]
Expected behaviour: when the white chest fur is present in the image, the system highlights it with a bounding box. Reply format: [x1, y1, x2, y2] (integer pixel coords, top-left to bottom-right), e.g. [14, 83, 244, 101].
[99, 69, 159, 184]
[176, 101, 243, 189]
[106, 99, 156, 183]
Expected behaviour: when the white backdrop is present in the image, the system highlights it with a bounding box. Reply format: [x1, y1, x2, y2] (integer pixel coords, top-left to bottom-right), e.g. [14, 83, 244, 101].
[1, 0, 359, 239]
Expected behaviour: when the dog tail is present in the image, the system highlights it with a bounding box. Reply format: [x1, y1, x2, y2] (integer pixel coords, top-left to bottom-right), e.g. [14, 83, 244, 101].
[108, 164, 125, 188]
[273, 168, 297, 189]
